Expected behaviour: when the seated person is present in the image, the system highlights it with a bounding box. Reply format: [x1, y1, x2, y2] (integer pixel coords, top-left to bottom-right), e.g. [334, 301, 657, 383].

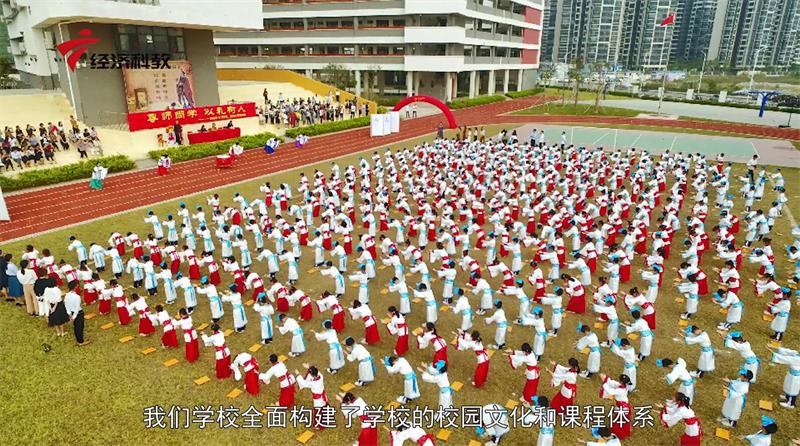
[225, 120, 234, 129]
[198, 125, 207, 133]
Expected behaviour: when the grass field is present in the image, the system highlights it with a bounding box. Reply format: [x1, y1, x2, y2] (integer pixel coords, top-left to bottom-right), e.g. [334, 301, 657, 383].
[511, 103, 645, 117]
[1, 125, 799, 445]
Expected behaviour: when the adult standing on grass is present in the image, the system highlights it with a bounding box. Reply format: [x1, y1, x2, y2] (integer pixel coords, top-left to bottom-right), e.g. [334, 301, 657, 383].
[33, 267, 56, 318]
[4, 253, 23, 306]
[64, 281, 89, 346]
[0, 250, 8, 302]
[44, 283, 69, 337]
[17, 260, 37, 316]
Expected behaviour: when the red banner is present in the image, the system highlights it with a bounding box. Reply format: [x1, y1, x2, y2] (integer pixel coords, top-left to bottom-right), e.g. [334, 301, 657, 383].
[127, 102, 257, 131]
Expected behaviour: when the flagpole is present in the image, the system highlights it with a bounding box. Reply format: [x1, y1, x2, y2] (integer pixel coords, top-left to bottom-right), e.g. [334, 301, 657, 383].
[657, 11, 674, 115]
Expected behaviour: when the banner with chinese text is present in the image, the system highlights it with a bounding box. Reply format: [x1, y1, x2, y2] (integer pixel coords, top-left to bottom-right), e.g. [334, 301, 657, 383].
[127, 102, 258, 131]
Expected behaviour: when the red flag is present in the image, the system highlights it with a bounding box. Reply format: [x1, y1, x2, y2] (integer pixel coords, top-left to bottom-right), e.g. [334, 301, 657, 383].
[660, 12, 675, 26]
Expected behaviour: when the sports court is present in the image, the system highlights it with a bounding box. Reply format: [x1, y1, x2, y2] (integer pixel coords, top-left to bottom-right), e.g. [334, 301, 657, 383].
[513, 123, 800, 167]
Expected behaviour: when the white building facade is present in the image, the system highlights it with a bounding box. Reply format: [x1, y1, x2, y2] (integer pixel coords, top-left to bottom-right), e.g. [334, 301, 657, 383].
[214, 0, 545, 101]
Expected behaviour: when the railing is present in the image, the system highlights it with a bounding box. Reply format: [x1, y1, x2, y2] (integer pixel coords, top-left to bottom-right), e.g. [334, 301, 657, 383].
[105, 0, 159, 4]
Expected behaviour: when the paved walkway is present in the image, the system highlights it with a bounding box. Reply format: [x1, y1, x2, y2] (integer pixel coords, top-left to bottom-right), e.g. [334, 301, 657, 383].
[583, 98, 799, 129]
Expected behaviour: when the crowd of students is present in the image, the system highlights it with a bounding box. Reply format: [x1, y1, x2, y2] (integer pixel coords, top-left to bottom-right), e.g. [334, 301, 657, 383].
[4, 129, 800, 445]
[258, 88, 370, 128]
[0, 116, 102, 171]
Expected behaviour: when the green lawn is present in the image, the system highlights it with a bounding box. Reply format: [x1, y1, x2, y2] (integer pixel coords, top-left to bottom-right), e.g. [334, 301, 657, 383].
[512, 103, 646, 117]
[540, 87, 628, 102]
[542, 122, 793, 140]
[1, 127, 799, 445]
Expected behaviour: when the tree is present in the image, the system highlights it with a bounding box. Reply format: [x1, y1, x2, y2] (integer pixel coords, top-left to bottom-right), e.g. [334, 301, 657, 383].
[0, 57, 16, 89]
[538, 66, 553, 87]
[568, 58, 584, 106]
[593, 62, 608, 108]
[319, 63, 353, 91]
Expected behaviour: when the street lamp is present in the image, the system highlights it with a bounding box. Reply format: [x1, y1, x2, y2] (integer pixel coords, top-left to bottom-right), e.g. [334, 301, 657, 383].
[561, 50, 572, 104]
[639, 50, 651, 93]
[697, 49, 707, 97]
[748, 46, 765, 93]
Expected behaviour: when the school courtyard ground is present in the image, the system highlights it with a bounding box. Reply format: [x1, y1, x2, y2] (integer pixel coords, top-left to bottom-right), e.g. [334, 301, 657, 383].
[1, 96, 800, 445]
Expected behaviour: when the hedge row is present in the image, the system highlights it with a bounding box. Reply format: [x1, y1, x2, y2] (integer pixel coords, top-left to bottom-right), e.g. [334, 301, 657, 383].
[284, 116, 371, 139]
[505, 87, 545, 98]
[447, 95, 507, 109]
[147, 131, 281, 162]
[0, 155, 136, 192]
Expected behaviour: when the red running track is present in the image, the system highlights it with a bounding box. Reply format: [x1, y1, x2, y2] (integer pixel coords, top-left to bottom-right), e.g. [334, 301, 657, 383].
[2, 95, 798, 242]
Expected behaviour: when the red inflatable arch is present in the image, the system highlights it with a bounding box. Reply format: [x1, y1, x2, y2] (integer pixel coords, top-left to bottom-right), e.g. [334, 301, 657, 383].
[392, 95, 458, 129]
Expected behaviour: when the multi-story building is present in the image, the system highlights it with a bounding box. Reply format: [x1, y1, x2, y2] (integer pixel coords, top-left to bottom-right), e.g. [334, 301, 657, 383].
[710, 0, 800, 69]
[0, 0, 262, 125]
[540, 0, 800, 70]
[541, 0, 680, 69]
[214, 0, 545, 101]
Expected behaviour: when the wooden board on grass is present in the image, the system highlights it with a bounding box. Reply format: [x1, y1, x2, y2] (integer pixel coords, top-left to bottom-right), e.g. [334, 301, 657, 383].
[140, 347, 157, 355]
[84, 312, 97, 320]
[163, 358, 179, 368]
[451, 381, 464, 392]
[297, 431, 315, 444]
[223, 329, 234, 337]
[505, 399, 519, 410]
[412, 327, 424, 336]
[227, 388, 242, 399]
[194, 375, 210, 386]
[468, 441, 482, 446]
[196, 323, 209, 331]
[100, 322, 114, 330]
[759, 400, 774, 411]
[436, 429, 452, 441]
[278, 354, 288, 363]
[119, 336, 135, 343]
[248, 343, 262, 353]
[678, 320, 689, 327]
[715, 427, 730, 440]
[339, 382, 356, 392]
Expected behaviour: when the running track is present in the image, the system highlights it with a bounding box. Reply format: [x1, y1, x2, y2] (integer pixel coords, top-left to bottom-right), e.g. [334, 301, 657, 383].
[2, 96, 799, 242]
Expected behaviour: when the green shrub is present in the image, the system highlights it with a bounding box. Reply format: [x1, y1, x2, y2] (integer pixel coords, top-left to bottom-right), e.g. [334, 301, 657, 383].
[0, 155, 136, 192]
[447, 95, 506, 109]
[284, 117, 371, 139]
[147, 131, 281, 162]
[505, 87, 545, 98]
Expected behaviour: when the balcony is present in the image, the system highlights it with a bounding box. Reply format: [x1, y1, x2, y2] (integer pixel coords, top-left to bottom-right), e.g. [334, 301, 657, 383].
[217, 54, 405, 67]
[466, 0, 526, 22]
[23, 0, 262, 31]
[466, 29, 525, 44]
[263, 0, 404, 14]
[216, 27, 404, 44]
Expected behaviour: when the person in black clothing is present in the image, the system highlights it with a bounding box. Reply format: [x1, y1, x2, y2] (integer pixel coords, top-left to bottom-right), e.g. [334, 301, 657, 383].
[33, 270, 56, 317]
[0, 249, 8, 300]
[173, 121, 183, 146]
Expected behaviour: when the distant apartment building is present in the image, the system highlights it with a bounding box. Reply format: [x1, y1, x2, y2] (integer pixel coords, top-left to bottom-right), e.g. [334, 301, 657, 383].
[541, 0, 681, 69]
[541, 0, 800, 69]
[214, 0, 545, 101]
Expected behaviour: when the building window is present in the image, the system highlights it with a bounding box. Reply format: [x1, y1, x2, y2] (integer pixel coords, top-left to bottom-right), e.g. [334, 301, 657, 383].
[115, 25, 185, 59]
[393, 46, 405, 55]
[464, 45, 473, 57]
[377, 46, 390, 55]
